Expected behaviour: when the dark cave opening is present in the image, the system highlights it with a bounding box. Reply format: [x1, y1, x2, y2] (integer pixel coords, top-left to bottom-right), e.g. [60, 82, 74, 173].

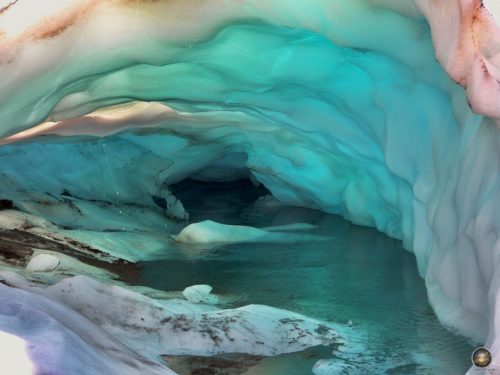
[169, 178, 271, 224]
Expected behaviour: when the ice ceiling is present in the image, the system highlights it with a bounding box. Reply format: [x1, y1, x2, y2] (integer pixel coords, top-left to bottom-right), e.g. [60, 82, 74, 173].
[0, 0, 499, 374]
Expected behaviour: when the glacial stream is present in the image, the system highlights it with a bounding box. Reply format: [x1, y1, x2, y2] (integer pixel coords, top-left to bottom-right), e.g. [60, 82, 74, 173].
[137, 180, 474, 374]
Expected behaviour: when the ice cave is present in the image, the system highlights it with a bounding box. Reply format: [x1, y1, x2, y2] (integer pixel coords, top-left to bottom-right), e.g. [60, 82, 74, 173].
[0, 0, 498, 374]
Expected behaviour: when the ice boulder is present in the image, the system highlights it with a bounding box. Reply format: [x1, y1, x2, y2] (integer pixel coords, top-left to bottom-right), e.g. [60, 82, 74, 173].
[26, 254, 60, 273]
[182, 284, 219, 304]
[175, 220, 268, 243]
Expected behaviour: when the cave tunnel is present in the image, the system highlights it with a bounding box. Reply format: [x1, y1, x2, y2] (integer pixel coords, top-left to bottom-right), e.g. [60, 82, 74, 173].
[0, 1, 499, 374]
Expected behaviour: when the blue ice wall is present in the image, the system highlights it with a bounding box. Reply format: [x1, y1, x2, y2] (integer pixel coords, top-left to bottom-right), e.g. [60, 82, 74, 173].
[0, 23, 459, 240]
[0, 20, 498, 352]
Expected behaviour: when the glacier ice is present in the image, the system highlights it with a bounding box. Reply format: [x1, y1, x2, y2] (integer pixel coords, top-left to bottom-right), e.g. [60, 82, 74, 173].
[0, 274, 175, 375]
[0, 332, 35, 375]
[26, 254, 60, 273]
[0, 273, 341, 374]
[0, 0, 498, 374]
[182, 284, 219, 304]
[175, 220, 269, 244]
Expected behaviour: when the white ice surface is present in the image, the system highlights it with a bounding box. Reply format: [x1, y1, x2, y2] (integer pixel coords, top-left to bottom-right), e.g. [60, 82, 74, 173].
[0, 274, 341, 374]
[0, 331, 36, 375]
[175, 220, 322, 244]
[175, 220, 268, 243]
[182, 284, 219, 304]
[26, 254, 60, 272]
[0, 279, 174, 375]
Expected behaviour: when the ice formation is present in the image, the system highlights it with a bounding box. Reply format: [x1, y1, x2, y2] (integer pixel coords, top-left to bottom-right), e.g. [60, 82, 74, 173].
[174, 220, 318, 243]
[0, 273, 340, 375]
[175, 221, 269, 244]
[26, 254, 60, 272]
[182, 284, 219, 304]
[0, 0, 498, 374]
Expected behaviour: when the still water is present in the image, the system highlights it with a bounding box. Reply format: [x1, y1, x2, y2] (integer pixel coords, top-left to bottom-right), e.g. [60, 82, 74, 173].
[138, 180, 473, 374]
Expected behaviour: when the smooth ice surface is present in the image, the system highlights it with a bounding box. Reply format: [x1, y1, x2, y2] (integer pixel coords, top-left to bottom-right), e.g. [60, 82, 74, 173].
[485, 0, 500, 25]
[176, 221, 268, 244]
[26, 254, 60, 272]
[182, 284, 218, 304]
[0, 332, 35, 375]
[175, 220, 319, 244]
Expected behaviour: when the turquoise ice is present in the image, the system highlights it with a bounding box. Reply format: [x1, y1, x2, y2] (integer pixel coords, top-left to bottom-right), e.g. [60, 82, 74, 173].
[0, 2, 498, 374]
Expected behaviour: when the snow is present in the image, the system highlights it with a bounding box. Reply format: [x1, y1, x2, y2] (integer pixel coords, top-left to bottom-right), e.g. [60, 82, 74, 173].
[26, 254, 60, 272]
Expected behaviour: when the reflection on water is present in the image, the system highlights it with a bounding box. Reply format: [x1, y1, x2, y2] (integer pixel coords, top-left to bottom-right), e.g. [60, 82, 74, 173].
[137, 180, 473, 374]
